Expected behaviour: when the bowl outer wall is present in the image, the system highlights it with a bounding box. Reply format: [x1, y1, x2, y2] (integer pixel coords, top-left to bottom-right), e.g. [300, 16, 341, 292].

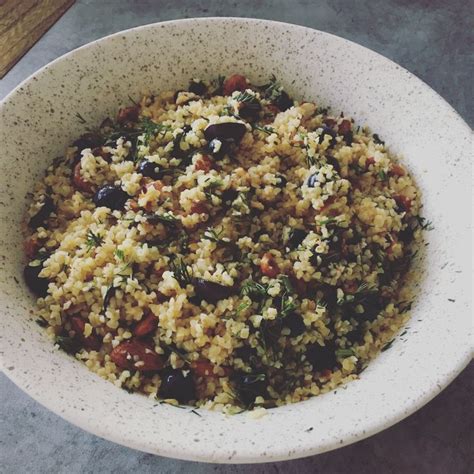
[0, 18, 472, 463]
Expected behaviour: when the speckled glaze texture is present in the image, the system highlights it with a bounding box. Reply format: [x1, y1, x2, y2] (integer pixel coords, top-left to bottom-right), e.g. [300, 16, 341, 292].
[0, 18, 471, 464]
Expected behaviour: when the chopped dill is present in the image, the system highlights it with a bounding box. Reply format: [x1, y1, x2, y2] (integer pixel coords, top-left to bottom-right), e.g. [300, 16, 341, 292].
[240, 279, 269, 299]
[253, 124, 275, 135]
[86, 230, 104, 252]
[415, 216, 434, 231]
[378, 170, 387, 180]
[169, 258, 193, 287]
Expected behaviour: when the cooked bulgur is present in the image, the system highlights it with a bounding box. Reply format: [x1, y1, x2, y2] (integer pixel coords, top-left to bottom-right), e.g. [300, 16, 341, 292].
[23, 74, 424, 412]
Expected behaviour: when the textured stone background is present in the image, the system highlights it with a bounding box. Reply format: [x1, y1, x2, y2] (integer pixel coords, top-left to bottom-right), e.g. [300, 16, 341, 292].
[1, 1, 472, 472]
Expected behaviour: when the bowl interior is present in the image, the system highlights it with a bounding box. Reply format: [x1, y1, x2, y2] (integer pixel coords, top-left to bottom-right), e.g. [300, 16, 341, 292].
[0, 18, 471, 463]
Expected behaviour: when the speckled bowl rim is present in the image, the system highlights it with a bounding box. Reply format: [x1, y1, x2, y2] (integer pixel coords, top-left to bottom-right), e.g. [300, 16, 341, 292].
[0, 17, 472, 463]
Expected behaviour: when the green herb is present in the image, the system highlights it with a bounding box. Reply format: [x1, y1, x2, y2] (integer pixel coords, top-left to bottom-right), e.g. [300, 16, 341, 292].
[378, 170, 387, 180]
[143, 212, 179, 227]
[240, 280, 269, 299]
[316, 216, 338, 226]
[203, 178, 223, 200]
[35, 317, 48, 328]
[262, 74, 283, 101]
[169, 258, 193, 287]
[415, 216, 434, 231]
[234, 90, 257, 103]
[381, 339, 395, 352]
[114, 249, 125, 261]
[336, 348, 355, 358]
[235, 300, 251, 315]
[253, 124, 275, 135]
[75, 112, 87, 124]
[140, 117, 171, 143]
[190, 409, 202, 417]
[86, 230, 104, 252]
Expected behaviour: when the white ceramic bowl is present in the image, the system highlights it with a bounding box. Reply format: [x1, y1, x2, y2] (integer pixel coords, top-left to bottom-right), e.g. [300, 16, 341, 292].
[0, 18, 471, 463]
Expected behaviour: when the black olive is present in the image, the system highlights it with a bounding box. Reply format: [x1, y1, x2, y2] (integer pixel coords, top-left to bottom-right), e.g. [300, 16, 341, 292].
[317, 284, 338, 309]
[158, 368, 196, 404]
[93, 185, 129, 211]
[171, 126, 192, 160]
[398, 225, 414, 244]
[204, 122, 247, 143]
[288, 228, 306, 249]
[29, 196, 55, 229]
[275, 173, 287, 188]
[238, 101, 262, 121]
[305, 341, 337, 372]
[358, 293, 386, 322]
[73, 132, 103, 150]
[345, 324, 365, 344]
[207, 138, 228, 159]
[24, 262, 49, 297]
[188, 79, 207, 96]
[282, 312, 306, 336]
[326, 156, 341, 174]
[221, 188, 238, 204]
[234, 345, 257, 363]
[232, 372, 267, 406]
[343, 131, 353, 145]
[193, 278, 235, 304]
[137, 160, 163, 179]
[275, 90, 293, 111]
[307, 173, 319, 187]
[318, 126, 337, 148]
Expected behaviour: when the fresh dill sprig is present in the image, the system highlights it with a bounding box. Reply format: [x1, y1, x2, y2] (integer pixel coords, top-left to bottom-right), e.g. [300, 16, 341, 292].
[415, 216, 434, 231]
[169, 258, 193, 286]
[253, 124, 275, 135]
[240, 279, 269, 299]
[234, 90, 257, 103]
[378, 170, 387, 180]
[86, 230, 104, 251]
[202, 226, 234, 247]
[203, 178, 223, 200]
[262, 74, 282, 101]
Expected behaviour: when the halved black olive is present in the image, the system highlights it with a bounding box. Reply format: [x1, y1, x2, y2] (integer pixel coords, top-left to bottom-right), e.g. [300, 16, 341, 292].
[28, 196, 55, 229]
[305, 341, 337, 372]
[93, 185, 129, 211]
[232, 372, 267, 406]
[193, 278, 236, 304]
[288, 228, 306, 249]
[221, 188, 238, 204]
[326, 156, 341, 174]
[188, 79, 207, 96]
[275, 90, 293, 111]
[204, 122, 247, 142]
[234, 345, 258, 363]
[24, 261, 49, 297]
[137, 160, 163, 179]
[358, 293, 386, 322]
[158, 368, 196, 404]
[318, 126, 337, 148]
[207, 138, 228, 159]
[282, 312, 306, 336]
[238, 101, 262, 121]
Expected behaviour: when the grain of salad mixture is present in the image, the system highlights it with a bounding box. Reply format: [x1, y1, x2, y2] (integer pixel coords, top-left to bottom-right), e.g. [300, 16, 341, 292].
[23, 74, 428, 413]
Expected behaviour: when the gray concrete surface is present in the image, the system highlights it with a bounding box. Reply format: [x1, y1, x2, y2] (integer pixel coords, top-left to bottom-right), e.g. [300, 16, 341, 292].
[0, 1, 472, 472]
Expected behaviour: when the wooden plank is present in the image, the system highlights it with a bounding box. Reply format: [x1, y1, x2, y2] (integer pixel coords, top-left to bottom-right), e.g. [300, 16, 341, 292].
[0, 0, 75, 78]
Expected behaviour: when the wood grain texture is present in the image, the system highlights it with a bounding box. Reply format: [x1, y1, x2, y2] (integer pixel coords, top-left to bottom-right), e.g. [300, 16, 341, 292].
[0, 0, 75, 78]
